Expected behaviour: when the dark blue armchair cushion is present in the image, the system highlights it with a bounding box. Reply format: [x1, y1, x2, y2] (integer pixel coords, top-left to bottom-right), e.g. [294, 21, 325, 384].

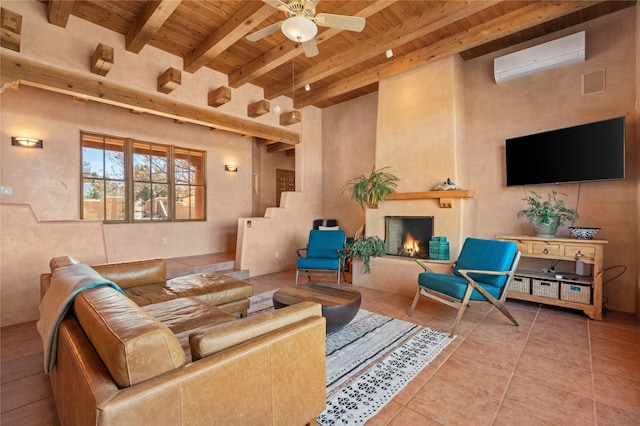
[305, 230, 346, 259]
[418, 273, 501, 301]
[298, 257, 341, 271]
[453, 238, 518, 288]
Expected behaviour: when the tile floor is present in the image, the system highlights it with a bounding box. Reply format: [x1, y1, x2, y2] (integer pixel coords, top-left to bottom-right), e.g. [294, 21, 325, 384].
[2, 259, 639, 425]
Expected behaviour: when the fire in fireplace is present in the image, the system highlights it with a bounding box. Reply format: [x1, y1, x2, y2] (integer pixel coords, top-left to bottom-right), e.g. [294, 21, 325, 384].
[384, 216, 434, 259]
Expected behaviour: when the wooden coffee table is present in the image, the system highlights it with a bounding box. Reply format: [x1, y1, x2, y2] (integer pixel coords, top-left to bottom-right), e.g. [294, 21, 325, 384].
[273, 283, 361, 334]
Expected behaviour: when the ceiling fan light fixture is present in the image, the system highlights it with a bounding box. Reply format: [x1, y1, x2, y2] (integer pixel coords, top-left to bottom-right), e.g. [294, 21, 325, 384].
[281, 16, 317, 42]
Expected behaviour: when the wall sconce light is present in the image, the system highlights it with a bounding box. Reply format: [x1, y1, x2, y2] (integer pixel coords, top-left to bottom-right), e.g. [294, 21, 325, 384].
[225, 164, 238, 172]
[385, 49, 394, 59]
[11, 136, 43, 148]
[304, 84, 311, 91]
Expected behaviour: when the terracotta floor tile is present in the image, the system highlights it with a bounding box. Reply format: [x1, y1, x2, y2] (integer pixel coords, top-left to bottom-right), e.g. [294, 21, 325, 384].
[593, 373, 640, 415]
[407, 377, 500, 426]
[389, 406, 444, 425]
[591, 351, 640, 383]
[0, 321, 43, 362]
[432, 353, 512, 401]
[0, 396, 59, 426]
[528, 323, 590, 353]
[502, 375, 594, 424]
[514, 350, 593, 399]
[589, 322, 640, 345]
[534, 310, 589, 334]
[493, 404, 557, 426]
[519, 339, 591, 370]
[1, 372, 52, 413]
[595, 401, 640, 425]
[590, 335, 640, 359]
[1, 352, 43, 384]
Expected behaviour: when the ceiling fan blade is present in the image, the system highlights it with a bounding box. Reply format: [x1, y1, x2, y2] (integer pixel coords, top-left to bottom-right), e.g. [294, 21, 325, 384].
[302, 39, 319, 57]
[314, 13, 365, 32]
[246, 22, 283, 42]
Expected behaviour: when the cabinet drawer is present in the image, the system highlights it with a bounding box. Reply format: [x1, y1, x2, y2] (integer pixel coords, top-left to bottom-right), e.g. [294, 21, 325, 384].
[564, 245, 595, 261]
[531, 243, 561, 256]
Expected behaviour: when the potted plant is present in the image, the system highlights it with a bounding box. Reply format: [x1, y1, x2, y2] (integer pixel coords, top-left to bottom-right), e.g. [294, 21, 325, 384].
[344, 167, 399, 209]
[345, 236, 385, 273]
[518, 190, 578, 237]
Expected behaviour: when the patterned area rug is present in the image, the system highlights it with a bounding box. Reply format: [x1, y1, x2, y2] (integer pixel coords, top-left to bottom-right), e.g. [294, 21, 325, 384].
[247, 289, 453, 425]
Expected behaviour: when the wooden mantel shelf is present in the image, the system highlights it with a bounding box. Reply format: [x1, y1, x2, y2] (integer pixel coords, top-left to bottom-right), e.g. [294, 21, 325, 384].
[386, 189, 473, 208]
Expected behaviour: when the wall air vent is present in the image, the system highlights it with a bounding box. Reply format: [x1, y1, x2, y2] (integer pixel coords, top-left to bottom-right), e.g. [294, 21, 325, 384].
[494, 31, 585, 83]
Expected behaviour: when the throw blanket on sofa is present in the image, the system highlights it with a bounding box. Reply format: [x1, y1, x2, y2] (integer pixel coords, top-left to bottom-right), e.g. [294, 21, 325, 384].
[37, 263, 124, 374]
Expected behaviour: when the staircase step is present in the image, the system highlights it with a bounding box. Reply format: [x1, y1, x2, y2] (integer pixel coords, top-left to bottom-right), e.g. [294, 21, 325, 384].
[165, 252, 249, 280]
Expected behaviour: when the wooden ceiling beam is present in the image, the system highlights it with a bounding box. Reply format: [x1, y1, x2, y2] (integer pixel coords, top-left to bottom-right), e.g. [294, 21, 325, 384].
[1, 55, 299, 145]
[255, 138, 279, 147]
[47, 0, 75, 28]
[267, 142, 295, 153]
[228, 0, 396, 88]
[184, 2, 275, 74]
[265, 0, 500, 99]
[296, 1, 599, 107]
[126, 0, 181, 54]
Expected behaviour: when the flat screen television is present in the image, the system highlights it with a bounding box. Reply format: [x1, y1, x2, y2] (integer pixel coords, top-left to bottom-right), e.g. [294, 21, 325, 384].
[505, 116, 625, 186]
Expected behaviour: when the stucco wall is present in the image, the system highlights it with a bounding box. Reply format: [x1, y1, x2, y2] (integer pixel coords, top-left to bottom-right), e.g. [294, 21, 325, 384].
[0, 1, 311, 326]
[463, 8, 637, 313]
[324, 8, 638, 313]
[321, 92, 378, 237]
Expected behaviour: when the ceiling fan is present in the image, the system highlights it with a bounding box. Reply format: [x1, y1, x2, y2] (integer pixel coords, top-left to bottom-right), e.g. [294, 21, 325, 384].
[246, 0, 366, 57]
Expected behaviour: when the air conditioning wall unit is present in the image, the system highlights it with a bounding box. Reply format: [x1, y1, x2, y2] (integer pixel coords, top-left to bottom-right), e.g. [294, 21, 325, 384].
[494, 31, 585, 83]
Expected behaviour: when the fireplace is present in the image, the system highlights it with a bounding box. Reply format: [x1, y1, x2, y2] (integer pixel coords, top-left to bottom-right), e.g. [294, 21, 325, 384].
[384, 216, 434, 259]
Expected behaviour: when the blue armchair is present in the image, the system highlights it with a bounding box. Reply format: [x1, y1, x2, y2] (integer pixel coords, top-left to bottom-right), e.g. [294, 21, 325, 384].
[296, 230, 346, 285]
[408, 237, 521, 337]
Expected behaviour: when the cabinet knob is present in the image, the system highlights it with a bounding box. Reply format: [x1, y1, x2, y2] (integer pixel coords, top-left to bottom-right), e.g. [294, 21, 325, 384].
[575, 250, 584, 258]
[543, 248, 549, 254]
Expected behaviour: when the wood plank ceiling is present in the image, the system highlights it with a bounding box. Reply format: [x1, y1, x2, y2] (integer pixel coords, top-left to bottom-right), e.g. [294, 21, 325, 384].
[44, 0, 635, 110]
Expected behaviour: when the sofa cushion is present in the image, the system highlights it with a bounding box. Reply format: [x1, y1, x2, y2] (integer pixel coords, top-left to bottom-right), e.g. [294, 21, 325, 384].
[73, 287, 186, 388]
[125, 272, 253, 307]
[189, 301, 322, 360]
[142, 297, 236, 334]
[91, 258, 167, 290]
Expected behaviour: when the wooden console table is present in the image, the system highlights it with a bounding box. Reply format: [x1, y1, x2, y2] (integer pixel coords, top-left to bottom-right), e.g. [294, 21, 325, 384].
[496, 235, 607, 320]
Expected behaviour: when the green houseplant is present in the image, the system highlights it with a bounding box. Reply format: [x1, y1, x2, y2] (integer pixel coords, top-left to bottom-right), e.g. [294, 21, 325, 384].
[345, 236, 385, 273]
[518, 190, 578, 237]
[344, 167, 399, 209]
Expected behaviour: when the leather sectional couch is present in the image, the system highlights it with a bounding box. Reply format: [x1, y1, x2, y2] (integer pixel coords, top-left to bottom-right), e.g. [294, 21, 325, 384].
[38, 256, 327, 425]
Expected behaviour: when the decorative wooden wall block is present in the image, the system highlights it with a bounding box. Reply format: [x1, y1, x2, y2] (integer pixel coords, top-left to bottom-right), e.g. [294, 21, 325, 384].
[1, 8, 22, 52]
[208, 86, 231, 107]
[90, 43, 114, 76]
[279, 110, 301, 126]
[247, 99, 270, 117]
[157, 67, 181, 94]
[47, 0, 74, 28]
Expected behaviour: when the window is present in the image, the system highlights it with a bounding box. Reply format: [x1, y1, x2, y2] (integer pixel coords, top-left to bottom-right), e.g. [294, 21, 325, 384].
[81, 132, 206, 222]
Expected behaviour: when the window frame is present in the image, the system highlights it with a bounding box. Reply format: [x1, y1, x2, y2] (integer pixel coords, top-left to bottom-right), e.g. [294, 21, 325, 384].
[80, 132, 206, 223]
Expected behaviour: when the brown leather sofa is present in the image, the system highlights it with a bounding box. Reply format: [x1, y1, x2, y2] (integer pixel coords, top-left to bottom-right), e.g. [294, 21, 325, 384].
[39, 258, 327, 425]
[46, 255, 254, 318]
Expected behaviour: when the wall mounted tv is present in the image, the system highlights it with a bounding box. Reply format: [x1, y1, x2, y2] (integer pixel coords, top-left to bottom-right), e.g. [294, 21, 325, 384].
[505, 116, 625, 186]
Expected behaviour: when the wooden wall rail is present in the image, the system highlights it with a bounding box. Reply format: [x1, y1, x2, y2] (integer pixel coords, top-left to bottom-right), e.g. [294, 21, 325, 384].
[0, 54, 300, 145]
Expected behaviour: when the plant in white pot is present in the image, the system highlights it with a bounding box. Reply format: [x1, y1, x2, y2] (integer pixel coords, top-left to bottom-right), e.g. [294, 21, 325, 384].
[344, 167, 399, 209]
[518, 190, 578, 237]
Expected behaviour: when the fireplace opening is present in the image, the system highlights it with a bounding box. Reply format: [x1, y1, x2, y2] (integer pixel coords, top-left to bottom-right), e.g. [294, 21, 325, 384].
[385, 216, 434, 259]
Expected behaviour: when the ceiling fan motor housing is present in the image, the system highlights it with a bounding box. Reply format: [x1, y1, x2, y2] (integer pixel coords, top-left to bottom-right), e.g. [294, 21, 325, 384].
[284, 0, 316, 18]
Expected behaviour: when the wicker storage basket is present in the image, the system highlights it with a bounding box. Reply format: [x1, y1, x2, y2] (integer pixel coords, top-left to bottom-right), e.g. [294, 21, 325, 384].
[510, 276, 531, 294]
[560, 282, 592, 304]
[532, 279, 559, 299]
